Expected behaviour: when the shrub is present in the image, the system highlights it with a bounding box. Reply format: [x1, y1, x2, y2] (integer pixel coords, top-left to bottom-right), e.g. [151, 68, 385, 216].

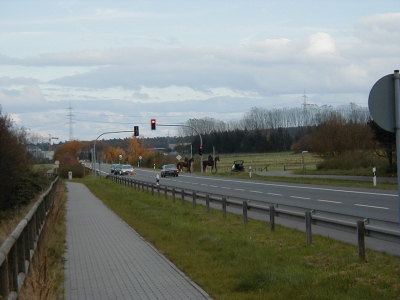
[58, 164, 86, 179]
[317, 151, 386, 171]
[4, 169, 53, 210]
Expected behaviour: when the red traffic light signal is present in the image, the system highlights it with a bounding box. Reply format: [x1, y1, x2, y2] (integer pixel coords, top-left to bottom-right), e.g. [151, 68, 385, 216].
[151, 119, 156, 130]
[198, 145, 203, 155]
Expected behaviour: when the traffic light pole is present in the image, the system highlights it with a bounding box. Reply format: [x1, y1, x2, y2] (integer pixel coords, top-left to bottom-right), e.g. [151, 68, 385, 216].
[157, 124, 203, 173]
[93, 130, 138, 177]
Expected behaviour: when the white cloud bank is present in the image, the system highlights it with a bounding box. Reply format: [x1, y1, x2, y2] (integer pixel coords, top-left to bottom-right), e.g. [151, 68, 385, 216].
[0, 1, 399, 141]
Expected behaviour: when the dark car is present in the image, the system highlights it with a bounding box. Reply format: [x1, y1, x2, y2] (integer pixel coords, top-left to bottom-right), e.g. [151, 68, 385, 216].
[119, 164, 134, 175]
[111, 164, 122, 173]
[161, 164, 179, 177]
[113, 164, 123, 175]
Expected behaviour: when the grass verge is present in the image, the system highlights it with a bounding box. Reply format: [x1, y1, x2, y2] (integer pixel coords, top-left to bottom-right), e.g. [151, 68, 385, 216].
[200, 171, 398, 190]
[18, 181, 67, 300]
[78, 176, 400, 300]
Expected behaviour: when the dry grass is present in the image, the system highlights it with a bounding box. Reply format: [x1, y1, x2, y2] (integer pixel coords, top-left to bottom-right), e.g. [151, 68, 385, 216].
[0, 201, 36, 246]
[18, 182, 67, 300]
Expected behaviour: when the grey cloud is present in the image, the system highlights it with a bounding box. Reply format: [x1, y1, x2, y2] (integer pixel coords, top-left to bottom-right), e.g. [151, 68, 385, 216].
[0, 76, 41, 86]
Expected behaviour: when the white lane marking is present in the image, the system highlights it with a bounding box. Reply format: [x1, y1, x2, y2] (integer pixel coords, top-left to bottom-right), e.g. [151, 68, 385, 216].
[268, 193, 282, 196]
[221, 187, 230, 189]
[201, 184, 208, 186]
[210, 185, 218, 188]
[290, 196, 310, 200]
[318, 199, 342, 204]
[234, 188, 245, 191]
[250, 190, 263, 193]
[354, 204, 389, 210]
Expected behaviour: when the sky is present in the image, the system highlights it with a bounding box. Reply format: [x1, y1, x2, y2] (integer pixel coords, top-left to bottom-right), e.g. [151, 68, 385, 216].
[0, 1, 399, 143]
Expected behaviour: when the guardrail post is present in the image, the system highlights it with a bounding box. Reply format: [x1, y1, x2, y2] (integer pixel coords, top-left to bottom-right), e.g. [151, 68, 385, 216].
[151, 184, 154, 196]
[134, 180, 136, 190]
[146, 183, 149, 193]
[305, 211, 312, 244]
[222, 197, 227, 218]
[8, 244, 18, 295]
[243, 201, 248, 223]
[269, 205, 275, 232]
[357, 221, 366, 260]
[0, 253, 8, 299]
[141, 182, 144, 192]
[193, 191, 196, 209]
[206, 194, 210, 213]
[17, 235, 25, 274]
[172, 188, 175, 203]
[181, 190, 185, 205]
[164, 186, 167, 199]
[157, 185, 160, 197]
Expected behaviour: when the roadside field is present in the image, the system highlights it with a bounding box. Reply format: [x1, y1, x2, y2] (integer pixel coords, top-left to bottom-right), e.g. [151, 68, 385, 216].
[198, 151, 320, 172]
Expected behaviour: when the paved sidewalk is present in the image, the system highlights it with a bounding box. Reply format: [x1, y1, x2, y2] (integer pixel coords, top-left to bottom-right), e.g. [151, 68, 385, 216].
[64, 182, 212, 300]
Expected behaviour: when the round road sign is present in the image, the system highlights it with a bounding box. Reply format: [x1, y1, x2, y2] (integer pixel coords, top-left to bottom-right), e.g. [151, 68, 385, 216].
[368, 74, 395, 132]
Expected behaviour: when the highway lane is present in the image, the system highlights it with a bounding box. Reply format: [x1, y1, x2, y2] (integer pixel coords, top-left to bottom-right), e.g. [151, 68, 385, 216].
[138, 168, 398, 226]
[94, 164, 399, 226]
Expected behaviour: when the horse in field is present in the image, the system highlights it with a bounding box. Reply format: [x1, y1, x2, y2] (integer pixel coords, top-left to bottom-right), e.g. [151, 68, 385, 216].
[203, 156, 220, 172]
[177, 157, 194, 173]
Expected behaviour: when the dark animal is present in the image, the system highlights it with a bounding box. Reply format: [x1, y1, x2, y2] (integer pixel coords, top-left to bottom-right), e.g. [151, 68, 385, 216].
[203, 156, 220, 172]
[177, 157, 194, 173]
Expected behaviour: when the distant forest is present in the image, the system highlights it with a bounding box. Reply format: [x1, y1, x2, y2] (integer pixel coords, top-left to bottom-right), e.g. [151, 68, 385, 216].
[46, 103, 371, 155]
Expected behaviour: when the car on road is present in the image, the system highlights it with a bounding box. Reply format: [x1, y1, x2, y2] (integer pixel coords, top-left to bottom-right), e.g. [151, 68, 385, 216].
[113, 164, 123, 175]
[119, 164, 134, 175]
[161, 164, 179, 177]
[111, 164, 122, 173]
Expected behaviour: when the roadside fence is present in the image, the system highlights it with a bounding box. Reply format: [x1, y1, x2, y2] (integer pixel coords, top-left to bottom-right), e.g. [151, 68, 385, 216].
[108, 174, 400, 260]
[0, 177, 59, 300]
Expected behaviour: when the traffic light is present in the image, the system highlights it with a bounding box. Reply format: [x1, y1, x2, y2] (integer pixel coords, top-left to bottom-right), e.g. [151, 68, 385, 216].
[151, 119, 156, 130]
[198, 145, 203, 155]
[134, 126, 139, 136]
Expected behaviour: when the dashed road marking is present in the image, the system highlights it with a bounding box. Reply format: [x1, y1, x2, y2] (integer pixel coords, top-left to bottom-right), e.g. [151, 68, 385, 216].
[354, 204, 389, 210]
[290, 196, 310, 200]
[318, 199, 342, 204]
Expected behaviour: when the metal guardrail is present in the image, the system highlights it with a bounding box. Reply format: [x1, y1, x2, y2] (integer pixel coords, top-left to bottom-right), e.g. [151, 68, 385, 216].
[107, 175, 400, 259]
[0, 177, 59, 300]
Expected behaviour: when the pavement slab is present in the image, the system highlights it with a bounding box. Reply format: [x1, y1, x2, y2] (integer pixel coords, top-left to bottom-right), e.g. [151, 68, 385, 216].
[64, 182, 212, 300]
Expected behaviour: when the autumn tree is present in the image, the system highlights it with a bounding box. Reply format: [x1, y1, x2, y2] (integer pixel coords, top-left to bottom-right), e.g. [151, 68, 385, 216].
[310, 112, 373, 157]
[105, 147, 126, 163]
[0, 107, 30, 210]
[54, 140, 82, 165]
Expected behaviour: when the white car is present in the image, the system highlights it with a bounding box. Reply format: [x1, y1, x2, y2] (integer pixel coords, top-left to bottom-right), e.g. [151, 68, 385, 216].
[117, 164, 134, 175]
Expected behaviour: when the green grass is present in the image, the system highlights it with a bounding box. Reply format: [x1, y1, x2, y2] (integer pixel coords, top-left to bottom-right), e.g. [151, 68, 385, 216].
[77, 176, 400, 300]
[199, 170, 398, 190]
